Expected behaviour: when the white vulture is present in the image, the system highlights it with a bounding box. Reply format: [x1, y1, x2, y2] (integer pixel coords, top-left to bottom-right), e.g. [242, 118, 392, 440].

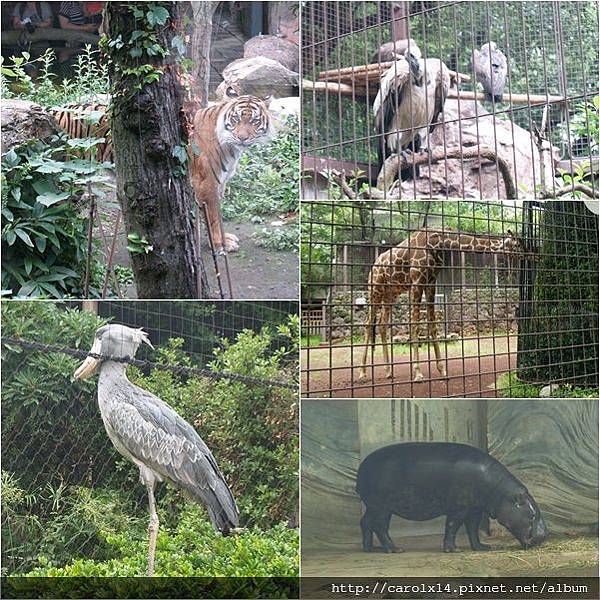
[373, 49, 450, 181]
[472, 41, 508, 103]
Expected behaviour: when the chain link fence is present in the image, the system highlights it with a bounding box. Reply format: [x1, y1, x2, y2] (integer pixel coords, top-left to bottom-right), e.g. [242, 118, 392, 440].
[1, 300, 299, 575]
[302, 1, 599, 200]
[301, 199, 598, 398]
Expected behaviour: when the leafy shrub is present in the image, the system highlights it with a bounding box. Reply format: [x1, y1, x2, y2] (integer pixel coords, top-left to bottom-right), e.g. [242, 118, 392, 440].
[27, 508, 298, 578]
[1, 138, 112, 298]
[1, 46, 108, 108]
[223, 116, 299, 221]
[516, 200, 598, 385]
[252, 225, 298, 252]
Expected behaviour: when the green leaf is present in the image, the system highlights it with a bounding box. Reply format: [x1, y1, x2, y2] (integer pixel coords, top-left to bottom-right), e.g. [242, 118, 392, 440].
[146, 6, 169, 27]
[130, 47, 143, 58]
[36, 191, 71, 207]
[3, 149, 19, 167]
[34, 235, 47, 253]
[171, 35, 186, 55]
[172, 144, 188, 164]
[4, 230, 17, 246]
[15, 229, 34, 247]
[24, 256, 33, 275]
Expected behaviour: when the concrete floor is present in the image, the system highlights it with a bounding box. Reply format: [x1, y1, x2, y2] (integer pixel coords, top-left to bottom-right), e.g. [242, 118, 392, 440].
[302, 533, 598, 578]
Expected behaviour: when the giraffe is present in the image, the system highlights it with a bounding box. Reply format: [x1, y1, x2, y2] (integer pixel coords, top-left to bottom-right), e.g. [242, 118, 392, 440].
[356, 228, 525, 383]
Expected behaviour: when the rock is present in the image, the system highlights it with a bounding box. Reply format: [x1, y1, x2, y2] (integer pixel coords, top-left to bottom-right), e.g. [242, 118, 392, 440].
[216, 56, 299, 100]
[1, 99, 60, 154]
[244, 34, 299, 72]
[393, 98, 557, 199]
[269, 96, 300, 121]
[540, 384, 561, 398]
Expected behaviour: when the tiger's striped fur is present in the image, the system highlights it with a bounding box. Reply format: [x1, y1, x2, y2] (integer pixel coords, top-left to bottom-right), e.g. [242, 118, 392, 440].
[190, 95, 273, 253]
[50, 100, 112, 163]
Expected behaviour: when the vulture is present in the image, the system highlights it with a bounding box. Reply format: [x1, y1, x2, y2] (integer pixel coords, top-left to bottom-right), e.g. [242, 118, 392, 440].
[373, 49, 450, 181]
[370, 39, 422, 64]
[472, 41, 508, 103]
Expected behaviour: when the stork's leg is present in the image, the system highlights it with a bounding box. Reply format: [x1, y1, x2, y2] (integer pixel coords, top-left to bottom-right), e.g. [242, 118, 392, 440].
[425, 285, 446, 377]
[146, 481, 159, 577]
[410, 286, 424, 381]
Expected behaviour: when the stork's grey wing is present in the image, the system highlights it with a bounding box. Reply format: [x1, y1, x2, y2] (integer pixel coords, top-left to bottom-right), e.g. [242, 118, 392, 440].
[104, 384, 239, 532]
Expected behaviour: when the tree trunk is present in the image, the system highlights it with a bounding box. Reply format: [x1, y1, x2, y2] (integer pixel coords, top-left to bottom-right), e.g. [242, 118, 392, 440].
[104, 1, 206, 298]
[189, 1, 216, 109]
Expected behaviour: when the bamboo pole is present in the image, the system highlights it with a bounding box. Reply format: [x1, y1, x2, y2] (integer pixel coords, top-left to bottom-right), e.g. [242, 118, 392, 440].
[318, 62, 470, 82]
[302, 79, 566, 106]
[446, 89, 565, 105]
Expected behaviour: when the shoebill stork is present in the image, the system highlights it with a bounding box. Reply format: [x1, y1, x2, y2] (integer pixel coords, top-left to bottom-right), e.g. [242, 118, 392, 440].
[73, 324, 239, 576]
[472, 41, 508, 103]
[374, 49, 450, 181]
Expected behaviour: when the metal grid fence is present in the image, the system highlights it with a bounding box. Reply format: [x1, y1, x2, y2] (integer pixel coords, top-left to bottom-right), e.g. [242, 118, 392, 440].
[300, 199, 598, 398]
[1, 300, 298, 575]
[301, 1, 599, 201]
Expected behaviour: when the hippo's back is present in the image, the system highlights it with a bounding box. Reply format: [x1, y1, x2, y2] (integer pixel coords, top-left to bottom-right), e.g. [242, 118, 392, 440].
[356, 442, 499, 518]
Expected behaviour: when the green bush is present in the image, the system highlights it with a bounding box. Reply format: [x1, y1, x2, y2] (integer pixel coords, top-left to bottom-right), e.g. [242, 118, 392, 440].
[1, 46, 108, 108]
[223, 116, 299, 221]
[517, 200, 598, 385]
[1, 301, 298, 576]
[1, 138, 112, 298]
[26, 509, 297, 578]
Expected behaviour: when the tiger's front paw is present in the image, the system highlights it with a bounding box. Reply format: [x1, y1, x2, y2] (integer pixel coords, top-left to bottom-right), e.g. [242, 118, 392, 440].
[224, 233, 240, 253]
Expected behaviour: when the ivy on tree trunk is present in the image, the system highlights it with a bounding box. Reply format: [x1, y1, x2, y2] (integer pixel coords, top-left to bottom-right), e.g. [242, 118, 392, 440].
[104, 1, 206, 298]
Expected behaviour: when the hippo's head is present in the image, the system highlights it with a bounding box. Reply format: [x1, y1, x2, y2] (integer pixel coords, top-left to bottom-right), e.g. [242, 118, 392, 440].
[493, 490, 548, 549]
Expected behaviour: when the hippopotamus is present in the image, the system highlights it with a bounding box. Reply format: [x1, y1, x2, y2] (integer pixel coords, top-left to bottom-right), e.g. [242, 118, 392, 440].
[356, 442, 548, 553]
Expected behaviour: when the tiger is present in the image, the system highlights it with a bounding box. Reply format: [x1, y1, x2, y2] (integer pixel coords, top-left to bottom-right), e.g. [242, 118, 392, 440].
[189, 92, 273, 253]
[49, 99, 112, 163]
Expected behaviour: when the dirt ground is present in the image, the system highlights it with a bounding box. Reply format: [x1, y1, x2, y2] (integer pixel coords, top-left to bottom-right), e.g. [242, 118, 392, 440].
[301, 337, 517, 398]
[204, 220, 298, 299]
[301, 533, 598, 578]
[95, 204, 298, 299]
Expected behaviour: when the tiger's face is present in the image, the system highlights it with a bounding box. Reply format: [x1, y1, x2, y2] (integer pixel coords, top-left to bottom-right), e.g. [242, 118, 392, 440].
[217, 96, 272, 148]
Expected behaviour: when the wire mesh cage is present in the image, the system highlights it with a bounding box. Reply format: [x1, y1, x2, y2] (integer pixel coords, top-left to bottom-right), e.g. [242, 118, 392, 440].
[300, 199, 599, 398]
[1, 300, 298, 576]
[301, 1, 599, 201]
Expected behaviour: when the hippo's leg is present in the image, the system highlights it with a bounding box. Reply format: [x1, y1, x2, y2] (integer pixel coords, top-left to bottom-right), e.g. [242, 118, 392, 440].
[465, 509, 491, 551]
[360, 512, 374, 552]
[372, 511, 402, 553]
[443, 510, 467, 552]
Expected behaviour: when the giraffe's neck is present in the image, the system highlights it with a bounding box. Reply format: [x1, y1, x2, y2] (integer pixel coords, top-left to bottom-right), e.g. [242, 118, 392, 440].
[433, 231, 504, 253]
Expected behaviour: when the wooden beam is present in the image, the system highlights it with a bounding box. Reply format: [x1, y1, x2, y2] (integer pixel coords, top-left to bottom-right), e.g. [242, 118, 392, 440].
[447, 89, 565, 106]
[318, 62, 471, 83]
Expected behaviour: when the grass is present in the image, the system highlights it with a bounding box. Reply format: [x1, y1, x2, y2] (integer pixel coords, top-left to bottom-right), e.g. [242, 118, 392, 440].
[497, 372, 599, 398]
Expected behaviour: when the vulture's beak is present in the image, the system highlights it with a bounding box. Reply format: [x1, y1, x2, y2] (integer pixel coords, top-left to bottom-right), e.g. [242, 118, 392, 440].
[73, 338, 102, 380]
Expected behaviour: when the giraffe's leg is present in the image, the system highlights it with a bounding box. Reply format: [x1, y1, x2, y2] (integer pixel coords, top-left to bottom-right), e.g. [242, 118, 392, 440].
[380, 304, 393, 379]
[410, 287, 424, 382]
[358, 303, 377, 383]
[425, 285, 446, 377]
[146, 480, 159, 576]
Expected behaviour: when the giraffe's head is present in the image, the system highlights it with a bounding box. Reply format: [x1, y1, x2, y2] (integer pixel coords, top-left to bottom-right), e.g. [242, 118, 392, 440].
[497, 230, 537, 260]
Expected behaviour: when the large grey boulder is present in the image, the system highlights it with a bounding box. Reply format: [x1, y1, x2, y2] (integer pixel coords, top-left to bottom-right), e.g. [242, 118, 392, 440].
[1, 99, 60, 154]
[216, 56, 299, 100]
[244, 34, 299, 72]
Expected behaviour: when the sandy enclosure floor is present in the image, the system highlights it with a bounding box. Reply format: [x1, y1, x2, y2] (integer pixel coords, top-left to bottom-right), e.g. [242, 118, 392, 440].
[302, 336, 517, 398]
[301, 533, 598, 578]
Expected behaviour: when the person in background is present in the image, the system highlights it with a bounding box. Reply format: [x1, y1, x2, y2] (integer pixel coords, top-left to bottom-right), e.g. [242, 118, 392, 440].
[12, 2, 53, 32]
[58, 1, 99, 32]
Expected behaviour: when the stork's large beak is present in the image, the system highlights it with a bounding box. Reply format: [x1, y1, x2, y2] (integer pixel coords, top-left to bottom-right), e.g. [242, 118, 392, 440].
[73, 338, 102, 380]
